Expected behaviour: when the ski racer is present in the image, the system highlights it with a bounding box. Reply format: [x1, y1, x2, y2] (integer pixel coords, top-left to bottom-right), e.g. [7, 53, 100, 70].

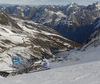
[40, 58, 49, 69]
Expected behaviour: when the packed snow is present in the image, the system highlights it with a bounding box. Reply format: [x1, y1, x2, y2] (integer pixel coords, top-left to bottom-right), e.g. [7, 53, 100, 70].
[0, 45, 100, 84]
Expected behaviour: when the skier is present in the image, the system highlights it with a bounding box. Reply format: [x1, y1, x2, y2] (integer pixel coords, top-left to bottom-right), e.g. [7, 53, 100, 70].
[40, 58, 49, 69]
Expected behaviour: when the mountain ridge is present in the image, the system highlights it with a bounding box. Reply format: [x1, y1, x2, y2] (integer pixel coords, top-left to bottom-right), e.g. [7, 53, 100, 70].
[1, 2, 100, 44]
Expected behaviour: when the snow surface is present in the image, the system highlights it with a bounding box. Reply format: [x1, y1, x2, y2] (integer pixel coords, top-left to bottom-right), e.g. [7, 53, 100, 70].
[0, 45, 100, 84]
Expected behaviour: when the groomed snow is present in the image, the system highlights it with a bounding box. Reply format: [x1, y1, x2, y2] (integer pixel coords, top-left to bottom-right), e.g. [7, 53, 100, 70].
[0, 46, 100, 84]
[0, 60, 100, 84]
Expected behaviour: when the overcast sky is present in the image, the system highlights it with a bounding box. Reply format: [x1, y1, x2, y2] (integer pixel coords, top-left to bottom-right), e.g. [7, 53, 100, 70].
[0, 0, 99, 6]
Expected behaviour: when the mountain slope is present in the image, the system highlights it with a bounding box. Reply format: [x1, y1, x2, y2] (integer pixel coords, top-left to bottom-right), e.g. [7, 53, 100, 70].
[80, 30, 100, 51]
[0, 12, 80, 71]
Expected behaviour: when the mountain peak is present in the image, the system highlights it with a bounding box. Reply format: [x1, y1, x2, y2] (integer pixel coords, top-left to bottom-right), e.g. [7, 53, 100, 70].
[96, 1, 100, 4]
[87, 1, 100, 9]
[68, 2, 77, 8]
[70, 2, 75, 5]
[95, 1, 100, 9]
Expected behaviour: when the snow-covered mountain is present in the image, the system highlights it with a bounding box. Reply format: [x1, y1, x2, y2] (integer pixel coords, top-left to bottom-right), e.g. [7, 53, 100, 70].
[87, 1, 100, 10]
[1, 2, 100, 44]
[81, 29, 100, 51]
[54, 19, 100, 65]
[74, 17, 100, 51]
[94, 17, 100, 29]
[0, 11, 80, 71]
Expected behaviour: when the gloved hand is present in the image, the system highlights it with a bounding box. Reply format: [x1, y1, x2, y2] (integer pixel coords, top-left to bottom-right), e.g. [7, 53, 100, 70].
[40, 62, 42, 64]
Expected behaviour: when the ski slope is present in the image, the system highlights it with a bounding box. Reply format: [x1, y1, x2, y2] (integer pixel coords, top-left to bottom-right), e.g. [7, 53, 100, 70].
[0, 46, 100, 84]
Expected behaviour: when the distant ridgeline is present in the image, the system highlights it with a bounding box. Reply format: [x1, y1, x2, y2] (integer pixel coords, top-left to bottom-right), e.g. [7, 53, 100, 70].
[1, 2, 100, 44]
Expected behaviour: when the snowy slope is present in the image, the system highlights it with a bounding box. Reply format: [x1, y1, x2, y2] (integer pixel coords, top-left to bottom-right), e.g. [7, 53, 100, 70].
[0, 46, 100, 84]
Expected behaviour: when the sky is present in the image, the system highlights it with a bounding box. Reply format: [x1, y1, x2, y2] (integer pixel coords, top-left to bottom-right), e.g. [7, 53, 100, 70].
[0, 0, 99, 6]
